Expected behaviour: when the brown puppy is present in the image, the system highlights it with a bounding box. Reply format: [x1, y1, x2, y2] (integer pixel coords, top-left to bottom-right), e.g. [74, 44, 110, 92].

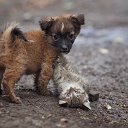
[0, 14, 84, 103]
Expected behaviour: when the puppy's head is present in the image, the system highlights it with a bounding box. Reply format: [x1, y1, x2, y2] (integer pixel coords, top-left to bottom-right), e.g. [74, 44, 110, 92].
[39, 14, 84, 53]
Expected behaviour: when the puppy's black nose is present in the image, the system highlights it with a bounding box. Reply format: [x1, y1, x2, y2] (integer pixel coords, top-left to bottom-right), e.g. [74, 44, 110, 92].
[61, 45, 69, 53]
[63, 47, 68, 51]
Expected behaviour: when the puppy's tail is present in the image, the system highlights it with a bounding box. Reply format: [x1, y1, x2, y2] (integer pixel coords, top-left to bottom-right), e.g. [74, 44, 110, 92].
[1, 22, 28, 47]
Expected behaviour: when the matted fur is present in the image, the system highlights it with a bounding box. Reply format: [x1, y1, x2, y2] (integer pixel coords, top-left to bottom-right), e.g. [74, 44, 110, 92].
[53, 54, 91, 109]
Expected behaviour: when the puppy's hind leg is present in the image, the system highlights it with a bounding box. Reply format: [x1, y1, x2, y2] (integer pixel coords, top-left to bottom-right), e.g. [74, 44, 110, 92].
[2, 66, 25, 103]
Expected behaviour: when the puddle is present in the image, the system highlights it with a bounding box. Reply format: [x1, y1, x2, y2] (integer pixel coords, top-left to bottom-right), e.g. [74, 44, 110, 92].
[76, 26, 128, 45]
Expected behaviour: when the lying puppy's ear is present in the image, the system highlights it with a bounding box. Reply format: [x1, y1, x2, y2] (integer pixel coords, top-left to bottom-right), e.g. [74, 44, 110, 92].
[82, 100, 91, 110]
[59, 100, 68, 107]
[39, 17, 55, 31]
[70, 14, 85, 25]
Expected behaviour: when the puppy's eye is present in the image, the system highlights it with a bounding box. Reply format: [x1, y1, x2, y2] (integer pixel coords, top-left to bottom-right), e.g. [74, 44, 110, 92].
[68, 33, 75, 40]
[52, 34, 60, 41]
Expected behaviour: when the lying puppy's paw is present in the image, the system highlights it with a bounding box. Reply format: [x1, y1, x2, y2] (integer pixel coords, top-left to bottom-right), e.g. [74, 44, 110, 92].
[88, 90, 99, 102]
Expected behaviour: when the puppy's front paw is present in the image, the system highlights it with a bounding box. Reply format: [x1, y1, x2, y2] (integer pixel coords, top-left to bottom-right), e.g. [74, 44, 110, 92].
[11, 96, 22, 104]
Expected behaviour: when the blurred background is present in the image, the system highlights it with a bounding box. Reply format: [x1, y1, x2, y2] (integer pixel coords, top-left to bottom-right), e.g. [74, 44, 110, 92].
[0, 0, 128, 45]
[0, 0, 128, 27]
[1, 0, 128, 43]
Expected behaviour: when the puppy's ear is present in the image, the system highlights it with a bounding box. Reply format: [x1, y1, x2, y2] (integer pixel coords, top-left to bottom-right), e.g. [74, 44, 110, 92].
[39, 17, 54, 31]
[70, 14, 85, 25]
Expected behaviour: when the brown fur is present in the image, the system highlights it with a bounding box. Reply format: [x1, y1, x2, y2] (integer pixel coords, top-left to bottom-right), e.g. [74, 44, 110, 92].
[0, 24, 59, 103]
[0, 14, 84, 103]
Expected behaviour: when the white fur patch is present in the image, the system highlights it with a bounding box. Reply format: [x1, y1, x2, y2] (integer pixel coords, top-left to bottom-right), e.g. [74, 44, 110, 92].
[61, 22, 64, 33]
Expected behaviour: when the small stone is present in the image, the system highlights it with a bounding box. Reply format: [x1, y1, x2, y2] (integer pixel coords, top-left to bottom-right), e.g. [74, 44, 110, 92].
[88, 90, 99, 102]
[41, 116, 45, 119]
[47, 114, 52, 118]
[60, 118, 68, 123]
[56, 123, 65, 128]
[0, 102, 3, 107]
[106, 104, 112, 110]
[113, 37, 124, 44]
[99, 48, 109, 54]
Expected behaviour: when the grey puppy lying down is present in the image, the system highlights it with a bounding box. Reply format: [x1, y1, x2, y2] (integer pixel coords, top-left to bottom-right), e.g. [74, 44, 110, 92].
[53, 54, 91, 110]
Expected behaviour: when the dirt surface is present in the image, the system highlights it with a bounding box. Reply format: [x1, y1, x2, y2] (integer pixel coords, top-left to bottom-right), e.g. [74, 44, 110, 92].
[0, 40, 128, 128]
[0, 37, 128, 128]
[0, 0, 128, 128]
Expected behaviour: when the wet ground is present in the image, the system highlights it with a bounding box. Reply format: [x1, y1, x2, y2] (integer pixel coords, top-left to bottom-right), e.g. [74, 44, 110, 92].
[0, 0, 128, 128]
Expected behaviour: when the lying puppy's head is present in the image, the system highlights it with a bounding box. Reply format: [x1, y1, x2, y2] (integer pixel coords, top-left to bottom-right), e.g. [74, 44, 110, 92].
[39, 14, 84, 53]
[59, 86, 91, 110]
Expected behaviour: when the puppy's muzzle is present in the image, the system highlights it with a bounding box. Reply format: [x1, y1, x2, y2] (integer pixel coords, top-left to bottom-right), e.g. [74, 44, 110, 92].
[60, 45, 70, 53]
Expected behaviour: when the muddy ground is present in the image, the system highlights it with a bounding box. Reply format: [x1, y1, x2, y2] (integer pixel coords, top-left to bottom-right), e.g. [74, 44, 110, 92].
[0, 0, 128, 128]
